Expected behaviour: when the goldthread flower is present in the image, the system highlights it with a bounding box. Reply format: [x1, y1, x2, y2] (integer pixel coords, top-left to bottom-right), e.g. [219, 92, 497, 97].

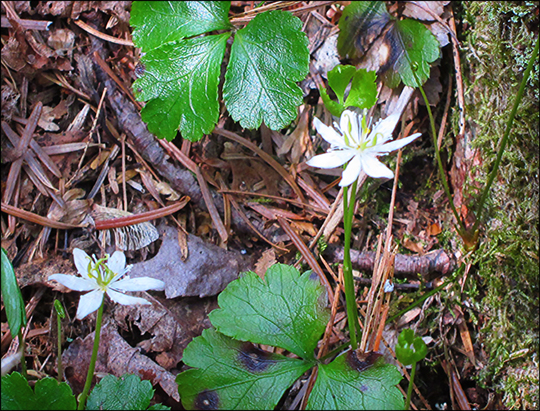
[306, 109, 421, 186]
[49, 248, 165, 320]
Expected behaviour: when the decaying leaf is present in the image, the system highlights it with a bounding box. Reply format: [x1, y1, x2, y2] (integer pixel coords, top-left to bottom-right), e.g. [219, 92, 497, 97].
[91, 204, 160, 251]
[62, 320, 179, 401]
[128, 224, 252, 298]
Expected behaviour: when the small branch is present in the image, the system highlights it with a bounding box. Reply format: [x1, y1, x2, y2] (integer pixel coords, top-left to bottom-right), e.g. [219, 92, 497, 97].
[324, 246, 455, 279]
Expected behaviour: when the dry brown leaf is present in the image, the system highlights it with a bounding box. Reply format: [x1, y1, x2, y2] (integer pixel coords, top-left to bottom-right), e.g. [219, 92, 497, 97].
[62, 320, 180, 401]
[129, 224, 252, 298]
[402, 237, 424, 254]
[254, 248, 277, 279]
[402, 1, 450, 21]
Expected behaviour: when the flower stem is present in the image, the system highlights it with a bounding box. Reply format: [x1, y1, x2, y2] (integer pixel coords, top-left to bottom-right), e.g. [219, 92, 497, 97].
[471, 37, 539, 234]
[342, 180, 360, 350]
[77, 300, 104, 410]
[416, 83, 465, 235]
[405, 361, 417, 410]
[57, 312, 63, 382]
[17, 330, 27, 380]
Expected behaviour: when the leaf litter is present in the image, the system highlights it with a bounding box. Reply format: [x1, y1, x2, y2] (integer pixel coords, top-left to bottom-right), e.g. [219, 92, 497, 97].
[1, 1, 534, 409]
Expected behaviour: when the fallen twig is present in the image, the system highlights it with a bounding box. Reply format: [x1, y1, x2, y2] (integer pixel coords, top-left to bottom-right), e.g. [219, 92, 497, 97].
[324, 246, 456, 279]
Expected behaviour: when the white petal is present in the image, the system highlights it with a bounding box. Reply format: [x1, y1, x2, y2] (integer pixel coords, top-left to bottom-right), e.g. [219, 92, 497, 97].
[110, 264, 133, 284]
[361, 155, 394, 179]
[73, 248, 92, 279]
[106, 289, 151, 306]
[313, 117, 346, 148]
[375, 133, 421, 154]
[340, 110, 360, 146]
[372, 112, 400, 141]
[306, 150, 355, 169]
[107, 250, 126, 274]
[339, 155, 362, 187]
[76, 289, 104, 320]
[48, 274, 96, 292]
[111, 276, 165, 292]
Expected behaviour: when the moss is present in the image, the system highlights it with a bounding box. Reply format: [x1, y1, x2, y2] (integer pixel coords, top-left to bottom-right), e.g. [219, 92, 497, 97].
[452, 2, 539, 409]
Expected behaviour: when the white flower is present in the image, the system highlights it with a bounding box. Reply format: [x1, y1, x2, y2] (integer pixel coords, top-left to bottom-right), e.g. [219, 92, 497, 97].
[49, 248, 165, 320]
[306, 109, 421, 186]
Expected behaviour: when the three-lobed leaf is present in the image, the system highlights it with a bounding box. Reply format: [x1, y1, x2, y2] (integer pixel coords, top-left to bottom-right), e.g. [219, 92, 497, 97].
[0, 372, 76, 410]
[223, 10, 309, 130]
[130, 1, 231, 52]
[86, 374, 169, 410]
[1, 248, 27, 338]
[321, 65, 377, 116]
[390, 18, 440, 87]
[337, 1, 440, 88]
[307, 351, 404, 410]
[209, 264, 330, 360]
[176, 328, 312, 410]
[133, 33, 230, 142]
[395, 328, 428, 366]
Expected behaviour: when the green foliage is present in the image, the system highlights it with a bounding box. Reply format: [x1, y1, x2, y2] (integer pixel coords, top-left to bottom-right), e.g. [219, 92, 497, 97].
[133, 34, 230, 142]
[176, 328, 312, 410]
[86, 374, 168, 410]
[130, 1, 231, 51]
[337, 1, 440, 88]
[131, 1, 309, 142]
[307, 352, 404, 410]
[223, 10, 309, 130]
[209, 264, 329, 360]
[395, 329, 428, 366]
[1, 372, 76, 410]
[1, 248, 27, 338]
[177, 263, 404, 410]
[320, 65, 377, 116]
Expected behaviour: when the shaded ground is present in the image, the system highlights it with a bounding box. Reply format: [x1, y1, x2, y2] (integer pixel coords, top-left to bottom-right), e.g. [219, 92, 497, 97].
[1, 1, 538, 410]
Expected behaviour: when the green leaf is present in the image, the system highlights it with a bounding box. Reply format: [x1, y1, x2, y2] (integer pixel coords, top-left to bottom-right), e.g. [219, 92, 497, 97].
[130, 1, 232, 52]
[321, 66, 377, 116]
[344, 69, 378, 109]
[327, 65, 357, 105]
[395, 329, 428, 366]
[176, 328, 312, 410]
[1, 372, 76, 410]
[147, 404, 171, 411]
[209, 264, 330, 360]
[1, 248, 27, 338]
[223, 10, 309, 130]
[307, 351, 404, 410]
[86, 374, 166, 410]
[337, 1, 440, 88]
[337, 1, 392, 61]
[391, 19, 440, 87]
[320, 86, 345, 117]
[133, 33, 230, 141]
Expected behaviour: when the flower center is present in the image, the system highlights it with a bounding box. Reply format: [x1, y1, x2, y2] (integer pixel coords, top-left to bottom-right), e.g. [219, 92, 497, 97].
[86, 255, 116, 288]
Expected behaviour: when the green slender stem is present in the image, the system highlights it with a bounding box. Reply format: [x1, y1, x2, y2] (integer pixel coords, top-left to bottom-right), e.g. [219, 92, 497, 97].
[471, 38, 539, 234]
[387, 277, 452, 324]
[416, 84, 466, 235]
[57, 312, 63, 382]
[77, 301, 104, 410]
[18, 330, 27, 380]
[405, 361, 417, 410]
[342, 180, 360, 350]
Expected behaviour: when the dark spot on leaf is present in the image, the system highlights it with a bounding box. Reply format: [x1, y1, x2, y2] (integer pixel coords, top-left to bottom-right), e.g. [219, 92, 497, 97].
[309, 271, 319, 282]
[360, 384, 369, 392]
[346, 350, 382, 372]
[135, 62, 145, 78]
[238, 343, 276, 373]
[194, 390, 219, 410]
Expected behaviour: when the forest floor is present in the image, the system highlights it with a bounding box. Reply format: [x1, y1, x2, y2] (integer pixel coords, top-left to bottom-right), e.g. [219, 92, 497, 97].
[1, 1, 538, 410]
